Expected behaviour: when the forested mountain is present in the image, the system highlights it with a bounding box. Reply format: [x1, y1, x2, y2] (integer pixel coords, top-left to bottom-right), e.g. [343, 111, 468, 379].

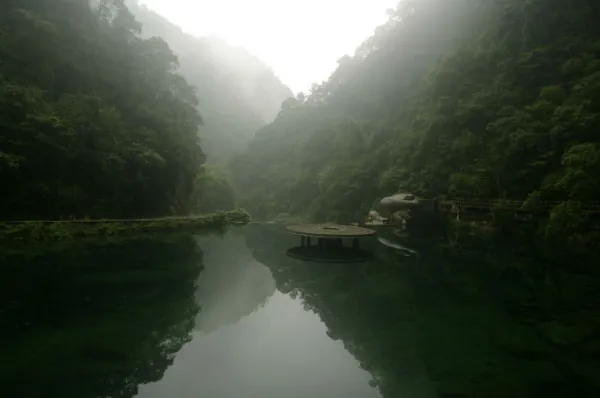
[233, 0, 600, 236]
[0, 0, 291, 220]
[127, 1, 292, 166]
[0, 0, 205, 220]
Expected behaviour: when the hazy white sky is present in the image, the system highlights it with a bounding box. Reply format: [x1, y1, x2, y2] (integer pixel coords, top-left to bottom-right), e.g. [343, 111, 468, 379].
[139, 0, 398, 94]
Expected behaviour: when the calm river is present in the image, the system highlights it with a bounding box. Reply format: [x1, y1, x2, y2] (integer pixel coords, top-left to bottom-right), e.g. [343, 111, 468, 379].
[1, 224, 599, 398]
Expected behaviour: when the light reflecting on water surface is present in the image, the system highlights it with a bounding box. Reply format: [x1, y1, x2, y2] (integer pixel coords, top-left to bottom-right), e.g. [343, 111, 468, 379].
[137, 230, 379, 398]
[1, 224, 599, 398]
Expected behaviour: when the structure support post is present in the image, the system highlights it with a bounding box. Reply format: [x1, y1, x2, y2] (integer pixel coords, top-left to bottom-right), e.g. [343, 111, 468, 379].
[352, 238, 359, 249]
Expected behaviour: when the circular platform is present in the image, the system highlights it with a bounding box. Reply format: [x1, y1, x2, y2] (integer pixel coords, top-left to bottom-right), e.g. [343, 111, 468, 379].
[286, 223, 376, 238]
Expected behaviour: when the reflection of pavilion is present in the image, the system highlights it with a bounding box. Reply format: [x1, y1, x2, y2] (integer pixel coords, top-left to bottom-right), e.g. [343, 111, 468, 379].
[285, 224, 376, 263]
[286, 245, 373, 263]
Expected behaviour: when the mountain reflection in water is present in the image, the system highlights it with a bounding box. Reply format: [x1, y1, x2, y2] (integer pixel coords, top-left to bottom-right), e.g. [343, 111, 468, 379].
[138, 227, 378, 398]
[0, 235, 203, 398]
[193, 230, 276, 333]
[1, 224, 599, 398]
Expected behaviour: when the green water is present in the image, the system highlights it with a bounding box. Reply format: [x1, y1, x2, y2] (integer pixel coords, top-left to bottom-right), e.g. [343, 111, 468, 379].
[1, 225, 599, 398]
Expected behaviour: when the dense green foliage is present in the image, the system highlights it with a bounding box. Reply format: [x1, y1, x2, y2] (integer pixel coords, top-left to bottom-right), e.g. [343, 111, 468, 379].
[0, 208, 249, 242]
[0, 0, 205, 220]
[0, 0, 289, 220]
[233, 0, 600, 233]
[192, 166, 237, 213]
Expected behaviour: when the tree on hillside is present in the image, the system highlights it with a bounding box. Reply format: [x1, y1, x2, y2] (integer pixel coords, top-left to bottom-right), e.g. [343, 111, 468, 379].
[0, 0, 205, 219]
[233, 0, 600, 236]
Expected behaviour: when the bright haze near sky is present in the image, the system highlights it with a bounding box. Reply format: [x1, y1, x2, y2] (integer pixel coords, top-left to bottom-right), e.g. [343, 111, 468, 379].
[139, 0, 399, 94]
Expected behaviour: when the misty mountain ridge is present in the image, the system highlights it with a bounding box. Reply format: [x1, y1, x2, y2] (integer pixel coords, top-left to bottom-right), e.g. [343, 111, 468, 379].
[127, 1, 293, 164]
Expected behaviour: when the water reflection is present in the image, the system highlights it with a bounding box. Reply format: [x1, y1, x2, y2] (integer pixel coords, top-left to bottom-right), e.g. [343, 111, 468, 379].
[0, 235, 203, 398]
[286, 242, 374, 263]
[375, 230, 418, 256]
[3, 225, 599, 398]
[138, 227, 380, 398]
[193, 230, 276, 333]
[245, 224, 600, 398]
